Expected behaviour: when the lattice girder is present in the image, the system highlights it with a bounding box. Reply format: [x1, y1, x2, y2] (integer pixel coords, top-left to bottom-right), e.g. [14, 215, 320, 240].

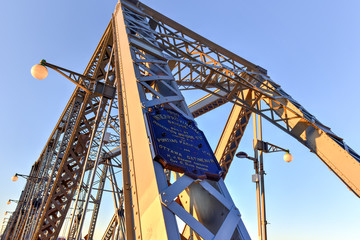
[4, 1, 360, 240]
[114, 1, 251, 239]
[31, 22, 118, 239]
[131, 1, 360, 197]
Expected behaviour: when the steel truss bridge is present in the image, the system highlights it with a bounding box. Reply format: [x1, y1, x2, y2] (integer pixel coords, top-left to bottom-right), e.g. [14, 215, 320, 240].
[2, 0, 359, 239]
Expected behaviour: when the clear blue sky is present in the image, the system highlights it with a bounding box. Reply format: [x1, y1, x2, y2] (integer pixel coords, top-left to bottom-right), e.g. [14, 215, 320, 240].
[1, 0, 359, 239]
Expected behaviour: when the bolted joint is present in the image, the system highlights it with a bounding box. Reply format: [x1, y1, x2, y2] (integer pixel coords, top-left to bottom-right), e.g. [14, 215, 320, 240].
[160, 192, 173, 206]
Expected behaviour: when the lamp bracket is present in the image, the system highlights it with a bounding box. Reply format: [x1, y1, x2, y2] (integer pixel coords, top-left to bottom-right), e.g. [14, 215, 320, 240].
[256, 140, 288, 153]
[41, 60, 116, 99]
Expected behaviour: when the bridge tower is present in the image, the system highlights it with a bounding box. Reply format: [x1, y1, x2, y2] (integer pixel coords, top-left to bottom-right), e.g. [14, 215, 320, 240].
[2, 1, 360, 240]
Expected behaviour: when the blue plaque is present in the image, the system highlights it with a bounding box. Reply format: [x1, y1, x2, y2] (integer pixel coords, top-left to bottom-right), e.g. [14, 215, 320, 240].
[147, 108, 223, 181]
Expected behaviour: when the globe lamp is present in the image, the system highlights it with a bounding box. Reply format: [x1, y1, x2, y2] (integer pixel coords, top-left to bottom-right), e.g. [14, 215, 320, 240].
[31, 64, 48, 79]
[283, 152, 293, 163]
[11, 174, 19, 182]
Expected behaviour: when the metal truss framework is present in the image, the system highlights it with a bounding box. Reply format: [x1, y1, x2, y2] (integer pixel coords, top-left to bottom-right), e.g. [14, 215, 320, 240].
[2, 0, 360, 240]
[137, 2, 360, 195]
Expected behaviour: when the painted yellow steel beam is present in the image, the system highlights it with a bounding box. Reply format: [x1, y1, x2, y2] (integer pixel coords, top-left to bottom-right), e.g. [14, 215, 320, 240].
[261, 79, 360, 197]
[188, 90, 229, 118]
[215, 89, 254, 177]
[114, 3, 170, 239]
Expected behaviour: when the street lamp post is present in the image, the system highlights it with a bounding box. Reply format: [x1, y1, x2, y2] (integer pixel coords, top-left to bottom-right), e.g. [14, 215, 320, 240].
[236, 100, 293, 240]
[4, 212, 13, 216]
[236, 144, 292, 240]
[31, 59, 116, 99]
[1, 218, 9, 236]
[11, 173, 46, 183]
[6, 199, 19, 205]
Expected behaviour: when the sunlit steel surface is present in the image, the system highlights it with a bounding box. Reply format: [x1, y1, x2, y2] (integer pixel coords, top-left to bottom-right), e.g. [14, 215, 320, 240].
[2, 0, 360, 240]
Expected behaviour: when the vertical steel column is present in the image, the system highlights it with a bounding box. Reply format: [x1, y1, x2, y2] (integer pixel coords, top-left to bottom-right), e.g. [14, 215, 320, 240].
[113, 2, 184, 239]
[74, 49, 116, 239]
[252, 110, 263, 240]
[113, 14, 136, 239]
[253, 100, 268, 240]
[87, 164, 109, 239]
[257, 101, 268, 240]
[108, 164, 125, 238]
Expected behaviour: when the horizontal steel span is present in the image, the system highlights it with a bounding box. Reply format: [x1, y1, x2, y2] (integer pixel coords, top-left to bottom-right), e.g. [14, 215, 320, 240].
[139, 1, 360, 197]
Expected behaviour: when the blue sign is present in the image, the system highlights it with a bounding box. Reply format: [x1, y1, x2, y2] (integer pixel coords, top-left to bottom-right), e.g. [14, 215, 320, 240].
[147, 108, 223, 181]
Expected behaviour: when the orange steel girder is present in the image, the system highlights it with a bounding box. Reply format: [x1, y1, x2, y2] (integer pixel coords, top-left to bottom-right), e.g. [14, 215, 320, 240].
[4, 1, 360, 240]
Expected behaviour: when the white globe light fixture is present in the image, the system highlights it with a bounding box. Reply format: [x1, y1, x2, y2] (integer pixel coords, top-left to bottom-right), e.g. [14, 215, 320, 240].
[283, 152, 293, 163]
[11, 174, 19, 182]
[31, 64, 48, 80]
